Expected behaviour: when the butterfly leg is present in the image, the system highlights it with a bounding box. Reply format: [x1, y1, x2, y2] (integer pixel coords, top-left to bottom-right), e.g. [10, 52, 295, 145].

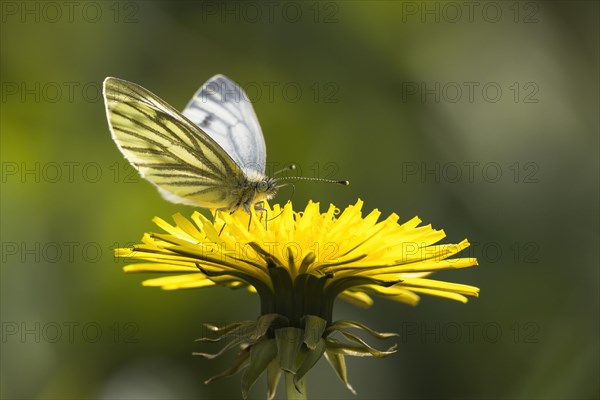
[242, 203, 253, 230]
[254, 202, 268, 230]
[215, 208, 228, 236]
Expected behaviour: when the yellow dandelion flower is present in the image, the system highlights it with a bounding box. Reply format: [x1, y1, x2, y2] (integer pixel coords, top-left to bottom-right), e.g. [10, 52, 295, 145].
[117, 199, 479, 399]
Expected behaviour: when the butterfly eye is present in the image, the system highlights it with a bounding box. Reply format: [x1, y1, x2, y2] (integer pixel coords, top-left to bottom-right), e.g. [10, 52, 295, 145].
[258, 181, 268, 192]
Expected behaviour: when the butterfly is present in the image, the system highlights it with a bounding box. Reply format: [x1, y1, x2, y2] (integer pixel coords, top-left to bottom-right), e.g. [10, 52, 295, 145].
[102, 74, 347, 222]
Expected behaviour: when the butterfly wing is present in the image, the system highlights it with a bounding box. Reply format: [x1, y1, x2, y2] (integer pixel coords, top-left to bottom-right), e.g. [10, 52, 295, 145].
[103, 77, 245, 209]
[182, 74, 266, 176]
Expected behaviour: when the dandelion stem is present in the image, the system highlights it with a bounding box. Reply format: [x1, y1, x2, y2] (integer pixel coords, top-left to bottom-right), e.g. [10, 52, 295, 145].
[285, 371, 306, 400]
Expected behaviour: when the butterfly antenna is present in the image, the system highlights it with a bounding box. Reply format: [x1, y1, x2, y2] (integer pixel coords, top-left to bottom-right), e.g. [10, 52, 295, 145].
[277, 176, 350, 186]
[273, 163, 296, 176]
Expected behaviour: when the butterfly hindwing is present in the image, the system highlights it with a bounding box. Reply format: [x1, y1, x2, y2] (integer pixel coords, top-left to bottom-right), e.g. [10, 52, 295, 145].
[182, 75, 266, 176]
[103, 77, 245, 209]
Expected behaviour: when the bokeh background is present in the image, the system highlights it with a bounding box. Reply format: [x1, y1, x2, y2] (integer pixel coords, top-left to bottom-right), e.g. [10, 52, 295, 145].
[1, 1, 598, 399]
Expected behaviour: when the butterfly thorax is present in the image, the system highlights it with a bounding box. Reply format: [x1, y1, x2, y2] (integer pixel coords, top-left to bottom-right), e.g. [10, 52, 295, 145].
[238, 174, 278, 210]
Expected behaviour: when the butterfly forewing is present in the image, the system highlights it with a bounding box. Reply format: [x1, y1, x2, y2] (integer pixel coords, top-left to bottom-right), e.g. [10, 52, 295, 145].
[182, 75, 266, 175]
[103, 77, 245, 208]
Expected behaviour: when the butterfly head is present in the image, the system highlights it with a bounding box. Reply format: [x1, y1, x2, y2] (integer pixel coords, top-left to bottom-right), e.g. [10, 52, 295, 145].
[253, 176, 279, 202]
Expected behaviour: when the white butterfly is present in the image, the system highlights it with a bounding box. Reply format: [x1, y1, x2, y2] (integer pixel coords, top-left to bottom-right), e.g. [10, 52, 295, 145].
[102, 74, 346, 218]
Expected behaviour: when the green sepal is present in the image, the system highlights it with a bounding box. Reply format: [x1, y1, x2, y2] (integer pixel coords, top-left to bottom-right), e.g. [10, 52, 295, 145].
[286, 245, 297, 274]
[325, 337, 397, 358]
[327, 320, 398, 339]
[241, 338, 278, 399]
[266, 358, 281, 400]
[275, 327, 304, 372]
[294, 274, 331, 322]
[297, 252, 316, 275]
[302, 315, 327, 349]
[323, 349, 356, 395]
[197, 321, 255, 342]
[203, 321, 247, 334]
[294, 338, 326, 390]
[285, 371, 306, 400]
[204, 348, 250, 384]
[336, 327, 397, 355]
[266, 262, 295, 317]
[253, 313, 289, 340]
[193, 328, 253, 359]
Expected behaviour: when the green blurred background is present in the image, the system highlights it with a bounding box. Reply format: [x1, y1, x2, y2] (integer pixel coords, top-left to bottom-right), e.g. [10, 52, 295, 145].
[1, 1, 598, 399]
